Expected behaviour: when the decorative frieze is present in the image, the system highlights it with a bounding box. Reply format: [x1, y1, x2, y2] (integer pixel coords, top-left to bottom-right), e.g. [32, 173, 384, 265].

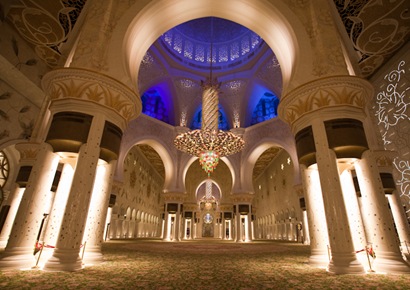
[230, 193, 254, 204]
[162, 192, 186, 203]
[42, 68, 141, 122]
[279, 76, 374, 126]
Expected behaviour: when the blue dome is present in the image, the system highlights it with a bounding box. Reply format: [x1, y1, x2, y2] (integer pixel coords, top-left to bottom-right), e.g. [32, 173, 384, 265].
[161, 17, 263, 71]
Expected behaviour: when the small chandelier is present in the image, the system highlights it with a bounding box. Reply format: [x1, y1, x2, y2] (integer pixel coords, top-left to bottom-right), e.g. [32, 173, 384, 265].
[174, 18, 245, 176]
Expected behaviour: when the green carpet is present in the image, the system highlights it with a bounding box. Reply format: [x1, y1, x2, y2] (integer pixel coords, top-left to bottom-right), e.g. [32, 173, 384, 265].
[0, 239, 409, 289]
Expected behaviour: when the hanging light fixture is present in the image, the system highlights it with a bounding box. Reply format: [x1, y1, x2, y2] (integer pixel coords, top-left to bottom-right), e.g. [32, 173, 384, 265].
[200, 178, 217, 210]
[174, 18, 245, 176]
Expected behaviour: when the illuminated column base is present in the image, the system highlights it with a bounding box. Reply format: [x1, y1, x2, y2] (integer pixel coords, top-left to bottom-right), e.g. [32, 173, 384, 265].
[309, 248, 330, 268]
[328, 253, 366, 274]
[82, 245, 103, 266]
[42, 248, 83, 272]
[0, 247, 36, 270]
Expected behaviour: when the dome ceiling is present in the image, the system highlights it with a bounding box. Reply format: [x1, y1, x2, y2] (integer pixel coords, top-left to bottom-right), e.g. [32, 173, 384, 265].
[139, 16, 281, 131]
[160, 17, 263, 71]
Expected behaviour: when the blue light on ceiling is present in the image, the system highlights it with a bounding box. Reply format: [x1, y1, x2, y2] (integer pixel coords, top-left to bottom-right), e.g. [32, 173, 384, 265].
[141, 89, 169, 123]
[160, 17, 263, 71]
[191, 106, 229, 131]
[251, 92, 279, 125]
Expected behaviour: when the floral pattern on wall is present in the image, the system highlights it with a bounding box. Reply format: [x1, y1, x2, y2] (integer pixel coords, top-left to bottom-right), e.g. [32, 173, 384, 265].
[0, 81, 38, 146]
[372, 59, 410, 207]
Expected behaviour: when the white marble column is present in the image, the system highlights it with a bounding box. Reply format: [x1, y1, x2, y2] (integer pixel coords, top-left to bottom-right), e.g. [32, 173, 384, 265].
[39, 162, 75, 266]
[235, 207, 241, 242]
[246, 212, 252, 242]
[175, 205, 182, 241]
[354, 151, 410, 273]
[43, 114, 105, 272]
[0, 143, 59, 270]
[103, 207, 112, 241]
[339, 168, 368, 266]
[312, 119, 364, 274]
[83, 160, 116, 265]
[301, 165, 329, 268]
[163, 210, 171, 241]
[0, 184, 24, 249]
[387, 190, 410, 260]
[302, 210, 310, 245]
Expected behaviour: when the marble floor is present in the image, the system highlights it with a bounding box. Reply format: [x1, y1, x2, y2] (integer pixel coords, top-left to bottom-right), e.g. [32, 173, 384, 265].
[0, 239, 409, 289]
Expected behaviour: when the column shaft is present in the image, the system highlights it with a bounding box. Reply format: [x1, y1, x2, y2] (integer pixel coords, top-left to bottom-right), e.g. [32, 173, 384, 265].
[301, 166, 329, 268]
[354, 151, 410, 273]
[83, 160, 116, 265]
[0, 143, 59, 270]
[39, 162, 74, 265]
[43, 114, 105, 271]
[387, 190, 410, 260]
[312, 119, 364, 274]
[0, 184, 24, 249]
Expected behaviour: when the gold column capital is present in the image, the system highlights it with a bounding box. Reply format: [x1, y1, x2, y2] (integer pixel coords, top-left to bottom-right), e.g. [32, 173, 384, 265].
[42, 68, 141, 123]
[278, 76, 374, 129]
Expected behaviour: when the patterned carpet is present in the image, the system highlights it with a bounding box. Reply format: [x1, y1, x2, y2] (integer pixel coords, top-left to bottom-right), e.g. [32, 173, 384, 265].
[0, 239, 410, 289]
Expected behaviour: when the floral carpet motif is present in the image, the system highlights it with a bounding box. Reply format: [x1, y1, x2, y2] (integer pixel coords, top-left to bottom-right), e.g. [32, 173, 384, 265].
[0, 239, 409, 289]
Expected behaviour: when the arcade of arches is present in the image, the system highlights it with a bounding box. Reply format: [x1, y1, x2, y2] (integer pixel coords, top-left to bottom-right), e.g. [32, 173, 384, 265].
[0, 0, 409, 278]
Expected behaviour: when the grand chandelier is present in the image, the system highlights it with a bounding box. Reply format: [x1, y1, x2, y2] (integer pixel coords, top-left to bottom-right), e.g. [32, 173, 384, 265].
[174, 18, 245, 175]
[174, 76, 245, 175]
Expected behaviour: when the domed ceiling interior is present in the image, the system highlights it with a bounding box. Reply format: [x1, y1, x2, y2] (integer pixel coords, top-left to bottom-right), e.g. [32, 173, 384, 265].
[138, 17, 283, 180]
[138, 17, 282, 130]
[3, 1, 409, 181]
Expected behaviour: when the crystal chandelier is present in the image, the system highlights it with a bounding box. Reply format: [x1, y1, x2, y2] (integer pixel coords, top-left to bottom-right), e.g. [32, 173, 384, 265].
[174, 19, 245, 176]
[200, 178, 217, 210]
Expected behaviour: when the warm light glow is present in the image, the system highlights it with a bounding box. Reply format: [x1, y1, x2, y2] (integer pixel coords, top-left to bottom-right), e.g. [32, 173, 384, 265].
[174, 79, 245, 175]
[199, 150, 219, 175]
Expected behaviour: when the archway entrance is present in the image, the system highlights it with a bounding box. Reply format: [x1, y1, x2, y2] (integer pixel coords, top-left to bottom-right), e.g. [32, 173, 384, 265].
[202, 213, 214, 237]
[196, 179, 222, 239]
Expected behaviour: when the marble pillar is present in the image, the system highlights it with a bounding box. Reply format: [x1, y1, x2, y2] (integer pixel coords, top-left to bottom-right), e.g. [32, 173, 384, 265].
[313, 118, 364, 274]
[354, 151, 410, 274]
[0, 184, 24, 249]
[83, 160, 116, 265]
[38, 162, 75, 266]
[0, 143, 59, 270]
[301, 165, 330, 268]
[339, 168, 368, 267]
[43, 114, 105, 272]
[387, 190, 410, 260]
